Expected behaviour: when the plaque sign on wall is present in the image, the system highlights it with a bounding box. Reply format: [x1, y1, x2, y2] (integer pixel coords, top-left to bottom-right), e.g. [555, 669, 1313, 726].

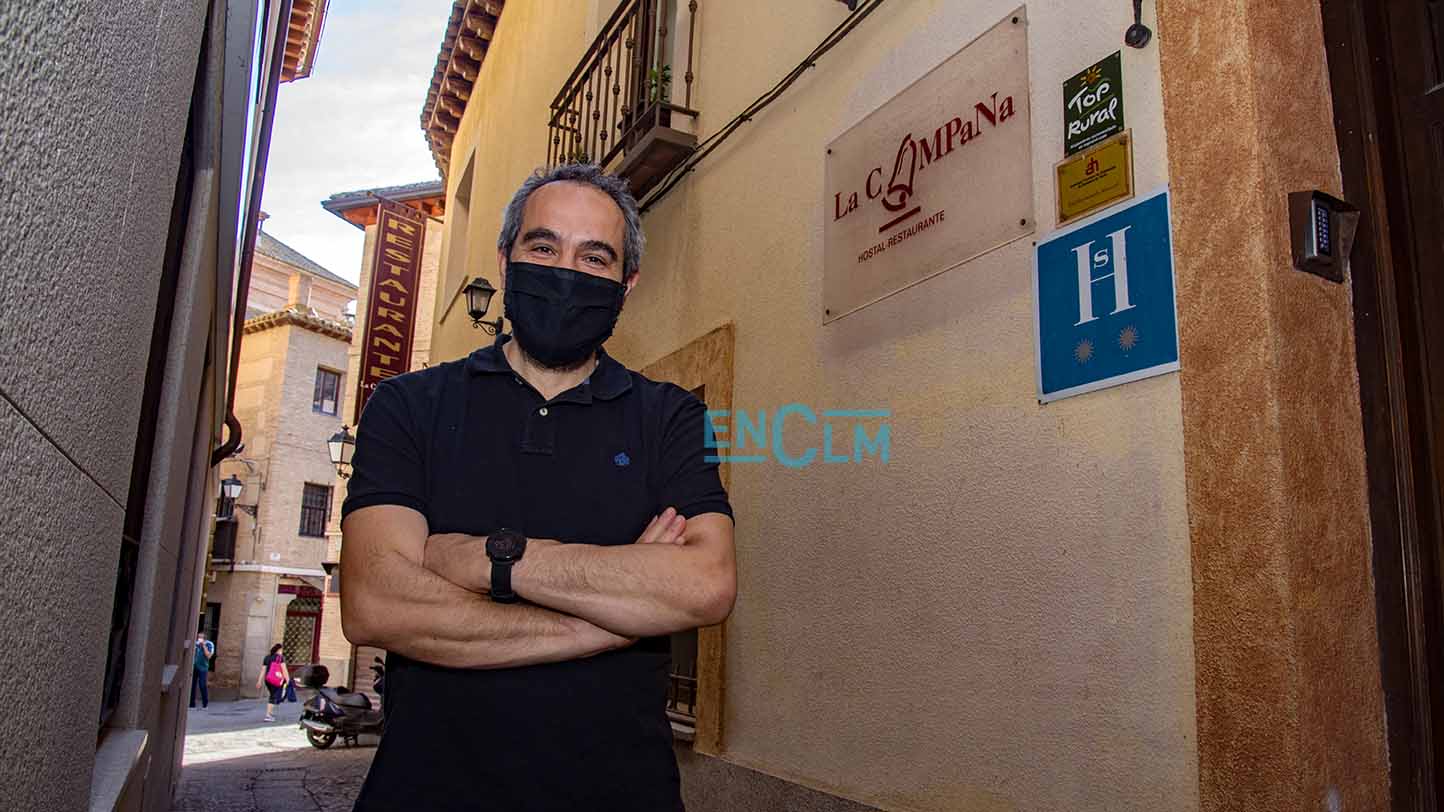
[1063, 51, 1124, 156]
[823, 9, 1034, 323]
[1055, 130, 1135, 224]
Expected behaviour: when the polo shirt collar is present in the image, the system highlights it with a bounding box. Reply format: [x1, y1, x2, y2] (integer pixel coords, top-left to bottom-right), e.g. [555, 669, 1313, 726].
[466, 334, 632, 401]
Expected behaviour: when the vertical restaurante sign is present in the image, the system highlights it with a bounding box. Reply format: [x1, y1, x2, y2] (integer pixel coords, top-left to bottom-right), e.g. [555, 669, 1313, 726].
[355, 200, 426, 417]
[823, 9, 1034, 322]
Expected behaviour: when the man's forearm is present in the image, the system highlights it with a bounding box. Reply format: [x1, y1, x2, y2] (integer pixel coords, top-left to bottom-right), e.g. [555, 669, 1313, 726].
[426, 513, 736, 638]
[516, 540, 731, 637]
[342, 546, 631, 669]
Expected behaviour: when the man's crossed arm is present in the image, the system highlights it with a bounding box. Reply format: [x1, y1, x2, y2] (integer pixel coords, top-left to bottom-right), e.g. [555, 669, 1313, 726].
[424, 507, 736, 638]
[339, 505, 736, 670]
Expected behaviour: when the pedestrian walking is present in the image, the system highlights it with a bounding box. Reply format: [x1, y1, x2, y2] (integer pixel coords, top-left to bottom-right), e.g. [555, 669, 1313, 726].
[189, 632, 215, 709]
[256, 644, 289, 722]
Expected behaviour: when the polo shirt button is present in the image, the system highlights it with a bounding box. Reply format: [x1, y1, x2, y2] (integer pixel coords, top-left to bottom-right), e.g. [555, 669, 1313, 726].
[538, 407, 549, 416]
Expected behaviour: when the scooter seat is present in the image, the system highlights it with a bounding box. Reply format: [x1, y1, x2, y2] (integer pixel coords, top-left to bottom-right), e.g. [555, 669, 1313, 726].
[334, 690, 372, 710]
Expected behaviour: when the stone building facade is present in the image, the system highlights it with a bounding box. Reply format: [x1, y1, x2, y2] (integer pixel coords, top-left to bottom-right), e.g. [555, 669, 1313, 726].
[206, 225, 356, 700]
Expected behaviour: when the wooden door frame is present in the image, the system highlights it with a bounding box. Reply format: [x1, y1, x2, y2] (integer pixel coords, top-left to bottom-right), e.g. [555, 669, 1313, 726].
[640, 323, 735, 756]
[1322, 1, 1438, 808]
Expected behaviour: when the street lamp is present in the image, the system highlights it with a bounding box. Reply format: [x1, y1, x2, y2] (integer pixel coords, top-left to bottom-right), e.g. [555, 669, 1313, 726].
[328, 425, 356, 479]
[464, 276, 504, 335]
[217, 474, 243, 519]
[220, 475, 243, 501]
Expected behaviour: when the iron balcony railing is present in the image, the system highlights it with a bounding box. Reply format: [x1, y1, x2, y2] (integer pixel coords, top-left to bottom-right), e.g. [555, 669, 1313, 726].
[547, 0, 699, 170]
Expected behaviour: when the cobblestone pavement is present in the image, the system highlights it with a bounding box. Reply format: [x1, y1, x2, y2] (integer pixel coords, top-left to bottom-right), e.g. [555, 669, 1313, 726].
[173, 699, 377, 811]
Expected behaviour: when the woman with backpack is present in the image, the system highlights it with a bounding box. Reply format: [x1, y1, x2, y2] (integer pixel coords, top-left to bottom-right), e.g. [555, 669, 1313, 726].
[255, 644, 290, 722]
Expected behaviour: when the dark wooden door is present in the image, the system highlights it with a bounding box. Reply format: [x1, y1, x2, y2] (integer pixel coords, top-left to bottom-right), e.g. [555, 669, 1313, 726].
[1326, 0, 1444, 808]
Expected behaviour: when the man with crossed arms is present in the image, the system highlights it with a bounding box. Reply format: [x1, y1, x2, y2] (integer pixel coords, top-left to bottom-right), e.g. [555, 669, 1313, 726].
[340, 164, 736, 811]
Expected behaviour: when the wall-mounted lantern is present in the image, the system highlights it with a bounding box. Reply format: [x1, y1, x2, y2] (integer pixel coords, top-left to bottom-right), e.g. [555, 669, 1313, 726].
[465, 277, 505, 335]
[328, 425, 356, 479]
[217, 474, 243, 519]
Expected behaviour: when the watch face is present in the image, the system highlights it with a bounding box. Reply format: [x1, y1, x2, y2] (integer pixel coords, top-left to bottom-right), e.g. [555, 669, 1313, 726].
[487, 530, 524, 561]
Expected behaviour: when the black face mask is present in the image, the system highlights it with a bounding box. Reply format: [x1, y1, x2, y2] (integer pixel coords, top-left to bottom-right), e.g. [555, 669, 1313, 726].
[503, 260, 626, 369]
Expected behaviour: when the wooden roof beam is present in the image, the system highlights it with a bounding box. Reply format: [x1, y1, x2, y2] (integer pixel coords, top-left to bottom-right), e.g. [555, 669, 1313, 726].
[464, 11, 496, 39]
[453, 55, 480, 82]
[456, 34, 485, 61]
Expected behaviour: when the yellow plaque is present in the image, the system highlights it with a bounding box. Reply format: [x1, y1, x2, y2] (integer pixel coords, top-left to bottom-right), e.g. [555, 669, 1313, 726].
[1054, 130, 1134, 224]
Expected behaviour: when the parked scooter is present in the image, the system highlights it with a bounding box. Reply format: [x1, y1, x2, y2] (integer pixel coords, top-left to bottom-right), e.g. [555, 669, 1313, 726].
[295, 659, 385, 749]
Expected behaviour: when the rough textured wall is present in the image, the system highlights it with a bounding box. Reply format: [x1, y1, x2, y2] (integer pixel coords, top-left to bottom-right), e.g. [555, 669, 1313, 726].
[1155, 0, 1390, 808]
[427, 0, 1199, 809]
[0, 1, 205, 808]
[0, 399, 125, 809]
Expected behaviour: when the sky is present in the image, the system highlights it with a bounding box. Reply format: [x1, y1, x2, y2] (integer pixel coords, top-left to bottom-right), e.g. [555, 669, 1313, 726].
[261, 0, 458, 285]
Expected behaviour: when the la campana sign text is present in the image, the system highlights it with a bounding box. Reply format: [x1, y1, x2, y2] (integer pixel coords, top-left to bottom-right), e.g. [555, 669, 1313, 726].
[822, 9, 1035, 322]
[834, 90, 1020, 265]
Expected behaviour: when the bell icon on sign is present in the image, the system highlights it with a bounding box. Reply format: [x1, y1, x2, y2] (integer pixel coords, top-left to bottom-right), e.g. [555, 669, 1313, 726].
[882, 133, 918, 212]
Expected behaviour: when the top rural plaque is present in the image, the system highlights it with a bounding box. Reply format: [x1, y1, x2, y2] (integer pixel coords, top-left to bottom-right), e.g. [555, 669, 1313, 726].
[823, 9, 1034, 323]
[1063, 51, 1124, 156]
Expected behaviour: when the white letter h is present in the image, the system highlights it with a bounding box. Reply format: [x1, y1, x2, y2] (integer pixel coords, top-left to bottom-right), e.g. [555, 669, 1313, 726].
[1073, 226, 1135, 326]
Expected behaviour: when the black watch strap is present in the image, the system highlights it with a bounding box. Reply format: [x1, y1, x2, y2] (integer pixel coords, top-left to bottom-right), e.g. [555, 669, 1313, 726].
[491, 560, 518, 603]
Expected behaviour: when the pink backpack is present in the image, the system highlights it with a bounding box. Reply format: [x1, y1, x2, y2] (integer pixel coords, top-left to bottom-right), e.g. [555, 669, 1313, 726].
[265, 656, 285, 687]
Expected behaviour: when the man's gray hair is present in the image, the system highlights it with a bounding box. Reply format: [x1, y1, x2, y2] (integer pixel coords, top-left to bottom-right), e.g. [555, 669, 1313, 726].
[497, 164, 644, 281]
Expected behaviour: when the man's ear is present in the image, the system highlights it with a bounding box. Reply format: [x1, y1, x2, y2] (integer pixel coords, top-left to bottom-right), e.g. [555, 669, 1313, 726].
[497, 249, 508, 286]
[623, 268, 640, 296]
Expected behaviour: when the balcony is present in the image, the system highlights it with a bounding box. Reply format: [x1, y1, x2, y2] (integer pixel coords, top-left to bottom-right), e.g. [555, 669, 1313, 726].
[548, 0, 700, 198]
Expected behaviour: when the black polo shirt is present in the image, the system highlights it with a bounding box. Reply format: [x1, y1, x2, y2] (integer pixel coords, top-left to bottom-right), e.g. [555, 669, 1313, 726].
[342, 334, 731, 812]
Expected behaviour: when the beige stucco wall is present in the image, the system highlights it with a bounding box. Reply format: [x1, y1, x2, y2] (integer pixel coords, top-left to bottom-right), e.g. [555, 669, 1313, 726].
[429, 4, 591, 348]
[424, 1, 1197, 809]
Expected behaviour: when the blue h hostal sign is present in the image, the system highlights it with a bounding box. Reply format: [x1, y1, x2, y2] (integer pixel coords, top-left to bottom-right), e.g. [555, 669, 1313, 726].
[1033, 187, 1178, 402]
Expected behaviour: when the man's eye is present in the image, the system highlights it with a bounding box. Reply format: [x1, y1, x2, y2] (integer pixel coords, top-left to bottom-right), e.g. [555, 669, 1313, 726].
[530, 245, 554, 255]
[584, 255, 606, 265]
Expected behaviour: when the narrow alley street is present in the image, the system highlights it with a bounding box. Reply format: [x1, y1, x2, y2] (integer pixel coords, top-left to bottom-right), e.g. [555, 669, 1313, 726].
[172, 701, 375, 812]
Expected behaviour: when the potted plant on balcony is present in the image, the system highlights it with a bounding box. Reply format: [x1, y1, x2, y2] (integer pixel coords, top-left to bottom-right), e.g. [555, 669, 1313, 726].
[620, 64, 673, 151]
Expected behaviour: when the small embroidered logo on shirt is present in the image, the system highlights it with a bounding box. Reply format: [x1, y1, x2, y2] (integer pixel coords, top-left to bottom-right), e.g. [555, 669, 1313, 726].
[613, 452, 631, 467]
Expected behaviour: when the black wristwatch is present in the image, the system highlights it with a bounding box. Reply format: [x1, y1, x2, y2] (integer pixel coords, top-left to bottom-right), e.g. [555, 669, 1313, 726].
[485, 528, 527, 604]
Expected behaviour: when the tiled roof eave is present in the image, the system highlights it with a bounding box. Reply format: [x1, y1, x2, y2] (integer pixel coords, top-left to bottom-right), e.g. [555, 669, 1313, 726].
[322, 180, 446, 212]
[420, 1, 506, 178]
[281, 0, 330, 83]
[243, 307, 352, 342]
